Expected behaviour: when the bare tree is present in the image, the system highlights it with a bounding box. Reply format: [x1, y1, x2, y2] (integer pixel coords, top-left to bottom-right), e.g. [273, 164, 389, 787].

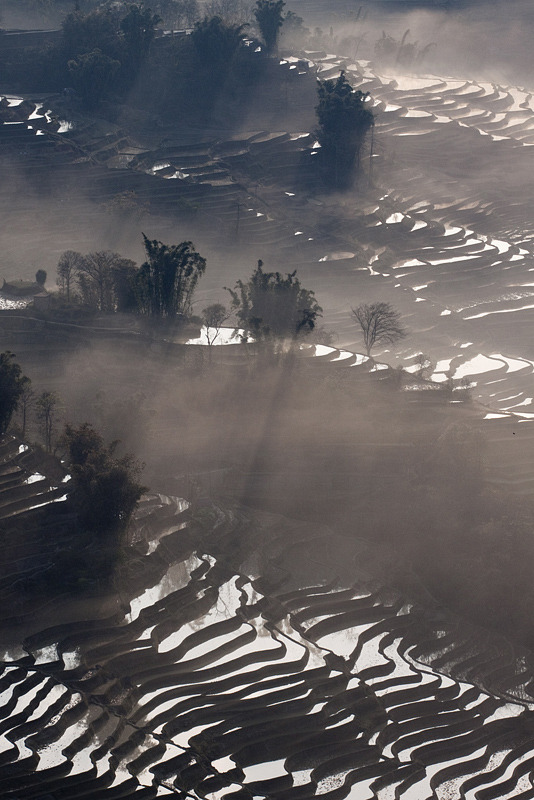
[350, 301, 406, 358]
[18, 377, 34, 440]
[77, 251, 137, 313]
[57, 250, 85, 303]
[414, 352, 434, 380]
[201, 302, 231, 347]
[36, 391, 61, 453]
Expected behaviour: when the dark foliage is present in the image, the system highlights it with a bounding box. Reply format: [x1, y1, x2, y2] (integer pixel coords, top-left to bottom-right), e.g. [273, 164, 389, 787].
[254, 0, 285, 54]
[68, 48, 121, 108]
[35, 269, 47, 287]
[351, 302, 407, 357]
[191, 14, 248, 66]
[227, 259, 322, 344]
[135, 234, 206, 319]
[0, 352, 27, 434]
[64, 422, 145, 537]
[315, 71, 374, 189]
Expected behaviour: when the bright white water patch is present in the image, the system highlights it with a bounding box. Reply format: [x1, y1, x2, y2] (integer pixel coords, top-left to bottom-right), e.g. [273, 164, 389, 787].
[331, 350, 355, 362]
[489, 354, 530, 372]
[319, 252, 355, 261]
[0, 295, 30, 310]
[6, 96, 23, 106]
[484, 412, 511, 419]
[440, 309, 452, 315]
[57, 120, 73, 133]
[313, 345, 337, 357]
[492, 239, 511, 253]
[412, 219, 427, 230]
[460, 342, 473, 348]
[413, 284, 428, 291]
[444, 226, 462, 236]
[404, 109, 433, 118]
[126, 555, 203, 623]
[384, 103, 401, 111]
[454, 354, 504, 379]
[186, 326, 245, 345]
[435, 358, 453, 372]
[349, 354, 370, 366]
[386, 213, 405, 224]
[504, 397, 532, 409]
[464, 303, 534, 319]
[28, 103, 43, 119]
[24, 473, 46, 485]
[396, 259, 427, 268]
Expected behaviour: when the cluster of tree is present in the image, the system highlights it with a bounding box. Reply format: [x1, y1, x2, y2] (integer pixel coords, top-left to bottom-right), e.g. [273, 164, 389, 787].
[55, 236, 408, 363]
[60, 4, 161, 108]
[56, 234, 205, 319]
[315, 71, 375, 190]
[57, 249, 137, 311]
[0, 349, 145, 590]
[0, 3, 162, 107]
[0, 352, 61, 452]
[226, 259, 322, 349]
[63, 422, 145, 541]
[374, 29, 436, 71]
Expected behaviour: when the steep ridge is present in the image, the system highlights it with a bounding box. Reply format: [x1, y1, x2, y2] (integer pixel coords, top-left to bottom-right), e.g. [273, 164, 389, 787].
[2, 496, 534, 799]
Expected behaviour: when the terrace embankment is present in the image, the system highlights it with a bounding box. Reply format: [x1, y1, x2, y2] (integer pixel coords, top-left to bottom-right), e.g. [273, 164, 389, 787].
[2, 54, 534, 420]
[2, 488, 534, 800]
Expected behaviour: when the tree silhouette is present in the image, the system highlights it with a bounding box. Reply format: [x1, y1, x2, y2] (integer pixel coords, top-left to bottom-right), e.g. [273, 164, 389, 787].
[227, 260, 322, 347]
[57, 250, 85, 303]
[0, 352, 27, 434]
[64, 422, 145, 539]
[315, 70, 374, 189]
[135, 234, 206, 319]
[254, 0, 285, 54]
[68, 48, 121, 109]
[191, 15, 247, 65]
[351, 302, 406, 358]
[35, 269, 47, 287]
[36, 390, 61, 453]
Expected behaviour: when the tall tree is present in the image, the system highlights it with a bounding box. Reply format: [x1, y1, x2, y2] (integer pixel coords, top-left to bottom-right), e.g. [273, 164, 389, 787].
[315, 70, 374, 189]
[57, 250, 85, 303]
[135, 234, 206, 319]
[36, 391, 61, 453]
[120, 4, 161, 74]
[201, 302, 231, 354]
[35, 269, 47, 287]
[227, 260, 322, 346]
[63, 422, 145, 538]
[61, 8, 121, 61]
[0, 352, 27, 435]
[350, 302, 406, 358]
[68, 48, 121, 109]
[17, 377, 34, 440]
[254, 0, 285, 54]
[191, 14, 247, 66]
[76, 251, 136, 312]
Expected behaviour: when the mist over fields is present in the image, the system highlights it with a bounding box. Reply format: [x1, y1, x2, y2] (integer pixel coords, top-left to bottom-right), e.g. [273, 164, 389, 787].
[2, 1, 534, 798]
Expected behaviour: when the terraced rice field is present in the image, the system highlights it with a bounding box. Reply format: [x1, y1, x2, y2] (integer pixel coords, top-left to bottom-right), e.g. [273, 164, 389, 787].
[4, 53, 533, 416]
[3, 492, 534, 799]
[2, 44, 534, 799]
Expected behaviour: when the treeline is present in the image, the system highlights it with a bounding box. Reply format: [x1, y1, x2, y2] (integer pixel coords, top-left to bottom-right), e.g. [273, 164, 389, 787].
[0, 350, 144, 590]
[54, 235, 205, 319]
[1, 1, 376, 188]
